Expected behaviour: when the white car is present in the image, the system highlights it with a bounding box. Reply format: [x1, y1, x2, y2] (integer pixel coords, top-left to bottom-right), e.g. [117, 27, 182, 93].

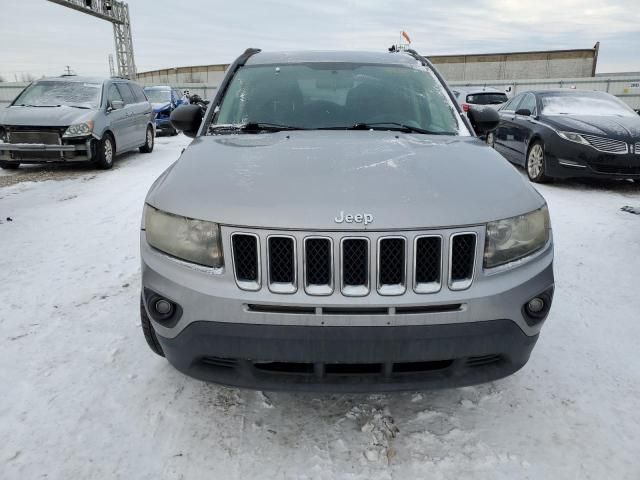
[452, 87, 509, 113]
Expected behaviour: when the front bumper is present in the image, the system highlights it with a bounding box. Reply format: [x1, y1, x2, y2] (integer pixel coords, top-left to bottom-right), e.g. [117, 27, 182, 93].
[141, 230, 554, 391]
[545, 137, 640, 179]
[155, 319, 538, 392]
[0, 139, 93, 163]
[154, 115, 173, 130]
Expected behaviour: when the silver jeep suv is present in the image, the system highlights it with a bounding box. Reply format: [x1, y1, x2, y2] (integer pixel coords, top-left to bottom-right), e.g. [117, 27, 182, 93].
[140, 49, 554, 392]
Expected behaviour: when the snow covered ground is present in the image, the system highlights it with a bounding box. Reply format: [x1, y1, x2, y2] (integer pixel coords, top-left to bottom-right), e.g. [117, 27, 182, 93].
[1, 135, 639, 479]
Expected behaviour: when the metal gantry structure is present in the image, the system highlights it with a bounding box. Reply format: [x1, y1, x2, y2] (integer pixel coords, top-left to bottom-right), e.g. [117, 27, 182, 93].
[46, 0, 137, 79]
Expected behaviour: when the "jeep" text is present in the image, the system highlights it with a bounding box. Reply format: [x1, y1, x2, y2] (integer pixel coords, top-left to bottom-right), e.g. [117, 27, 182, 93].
[334, 211, 374, 225]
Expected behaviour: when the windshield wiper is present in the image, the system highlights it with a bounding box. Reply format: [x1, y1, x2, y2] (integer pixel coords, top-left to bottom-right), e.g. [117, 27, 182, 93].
[15, 104, 62, 108]
[320, 122, 453, 135]
[209, 122, 307, 133]
[67, 105, 91, 109]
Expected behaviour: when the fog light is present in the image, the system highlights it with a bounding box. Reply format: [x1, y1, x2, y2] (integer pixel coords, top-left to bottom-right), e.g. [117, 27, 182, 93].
[144, 289, 183, 326]
[154, 299, 173, 316]
[527, 297, 545, 314]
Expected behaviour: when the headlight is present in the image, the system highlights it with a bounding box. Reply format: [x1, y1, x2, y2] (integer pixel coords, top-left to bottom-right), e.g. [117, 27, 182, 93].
[484, 206, 550, 268]
[63, 121, 94, 137]
[557, 131, 589, 145]
[144, 205, 223, 268]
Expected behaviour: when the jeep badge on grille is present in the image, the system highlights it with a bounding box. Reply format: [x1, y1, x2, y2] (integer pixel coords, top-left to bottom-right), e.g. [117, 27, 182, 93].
[334, 211, 374, 225]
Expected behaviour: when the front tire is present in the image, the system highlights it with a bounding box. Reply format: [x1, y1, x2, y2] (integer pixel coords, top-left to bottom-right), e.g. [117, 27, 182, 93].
[140, 296, 165, 357]
[139, 126, 154, 153]
[0, 161, 20, 170]
[94, 133, 115, 170]
[526, 140, 550, 183]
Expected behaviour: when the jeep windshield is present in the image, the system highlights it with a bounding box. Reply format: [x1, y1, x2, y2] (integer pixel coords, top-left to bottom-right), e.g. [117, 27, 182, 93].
[212, 62, 466, 135]
[13, 81, 102, 109]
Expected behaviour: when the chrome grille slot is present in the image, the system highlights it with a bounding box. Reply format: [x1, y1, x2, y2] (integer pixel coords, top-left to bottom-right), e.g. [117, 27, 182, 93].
[341, 238, 369, 296]
[414, 235, 442, 293]
[231, 233, 260, 291]
[377, 237, 406, 295]
[635, 142, 640, 154]
[267, 235, 297, 293]
[582, 134, 628, 154]
[304, 237, 333, 295]
[449, 233, 476, 290]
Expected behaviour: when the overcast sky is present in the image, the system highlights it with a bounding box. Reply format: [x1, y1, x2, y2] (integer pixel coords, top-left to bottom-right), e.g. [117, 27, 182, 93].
[0, 0, 638, 80]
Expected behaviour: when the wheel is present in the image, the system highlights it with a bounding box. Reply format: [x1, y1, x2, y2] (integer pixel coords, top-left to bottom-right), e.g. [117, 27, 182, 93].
[140, 295, 165, 357]
[139, 126, 155, 153]
[170, 128, 178, 136]
[526, 140, 550, 183]
[486, 131, 496, 148]
[94, 133, 115, 170]
[0, 161, 20, 170]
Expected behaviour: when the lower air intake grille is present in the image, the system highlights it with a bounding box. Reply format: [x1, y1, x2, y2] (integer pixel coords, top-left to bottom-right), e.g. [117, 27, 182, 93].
[342, 239, 369, 289]
[450, 233, 476, 289]
[232, 234, 259, 283]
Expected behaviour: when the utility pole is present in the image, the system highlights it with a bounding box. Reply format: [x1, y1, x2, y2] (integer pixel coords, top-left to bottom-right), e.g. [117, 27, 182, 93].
[46, 0, 137, 79]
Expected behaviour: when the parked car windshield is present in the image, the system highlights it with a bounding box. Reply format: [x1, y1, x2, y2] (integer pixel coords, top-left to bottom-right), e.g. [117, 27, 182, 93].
[144, 88, 172, 103]
[13, 80, 102, 109]
[541, 93, 636, 117]
[214, 63, 465, 134]
[467, 92, 508, 105]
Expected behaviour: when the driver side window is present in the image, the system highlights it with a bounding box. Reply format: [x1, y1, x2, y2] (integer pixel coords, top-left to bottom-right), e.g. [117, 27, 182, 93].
[107, 85, 123, 106]
[502, 94, 523, 112]
[518, 94, 536, 115]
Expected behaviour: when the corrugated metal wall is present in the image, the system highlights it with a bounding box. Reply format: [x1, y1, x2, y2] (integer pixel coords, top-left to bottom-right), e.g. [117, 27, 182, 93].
[431, 48, 598, 81]
[135, 64, 229, 86]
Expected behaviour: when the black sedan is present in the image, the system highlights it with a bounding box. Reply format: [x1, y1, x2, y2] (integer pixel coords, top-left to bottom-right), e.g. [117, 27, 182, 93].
[488, 89, 640, 182]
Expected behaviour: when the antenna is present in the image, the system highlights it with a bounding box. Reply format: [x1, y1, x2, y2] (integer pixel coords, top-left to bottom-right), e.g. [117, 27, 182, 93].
[389, 31, 412, 53]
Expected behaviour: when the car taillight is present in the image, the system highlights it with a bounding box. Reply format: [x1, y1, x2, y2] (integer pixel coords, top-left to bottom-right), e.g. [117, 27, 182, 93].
[462, 103, 470, 112]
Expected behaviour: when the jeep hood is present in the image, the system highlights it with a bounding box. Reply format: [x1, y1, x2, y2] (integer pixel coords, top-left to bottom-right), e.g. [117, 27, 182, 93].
[146, 131, 545, 230]
[0, 105, 95, 127]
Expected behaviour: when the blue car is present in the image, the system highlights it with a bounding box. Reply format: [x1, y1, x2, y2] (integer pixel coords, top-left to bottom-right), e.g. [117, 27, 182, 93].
[144, 86, 188, 135]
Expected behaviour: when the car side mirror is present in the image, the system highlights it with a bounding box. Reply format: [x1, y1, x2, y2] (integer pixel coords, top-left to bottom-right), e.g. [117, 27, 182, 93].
[515, 108, 532, 116]
[170, 104, 203, 138]
[467, 105, 500, 135]
[109, 100, 124, 111]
